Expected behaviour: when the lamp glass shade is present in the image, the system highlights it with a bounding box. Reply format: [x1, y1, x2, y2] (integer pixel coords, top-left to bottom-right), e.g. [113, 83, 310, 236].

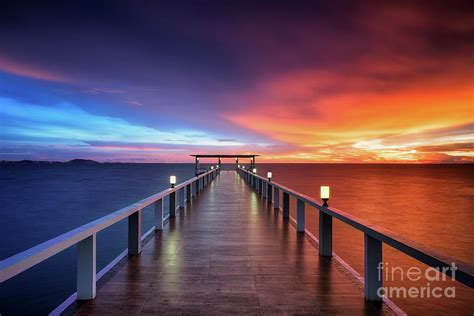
[267, 172, 272, 179]
[170, 176, 177, 185]
[320, 186, 330, 199]
[211, 166, 214, 169]
[253, 168, 257, 173]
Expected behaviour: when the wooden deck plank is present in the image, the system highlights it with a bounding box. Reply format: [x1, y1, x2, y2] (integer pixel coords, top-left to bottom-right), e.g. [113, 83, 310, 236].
[70, 171, 394, 315]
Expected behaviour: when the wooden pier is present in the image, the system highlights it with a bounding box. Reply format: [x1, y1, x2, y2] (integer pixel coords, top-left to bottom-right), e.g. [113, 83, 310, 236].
[2, 161, 473, 315]
[66, 171, 394, 315]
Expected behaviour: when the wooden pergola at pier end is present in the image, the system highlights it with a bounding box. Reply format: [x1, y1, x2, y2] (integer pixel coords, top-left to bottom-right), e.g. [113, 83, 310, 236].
[191, 154, 259, 175]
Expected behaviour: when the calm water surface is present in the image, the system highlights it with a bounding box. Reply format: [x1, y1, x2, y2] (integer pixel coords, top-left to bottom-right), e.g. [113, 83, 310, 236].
[257, 164, 474, 315]
[1, 163, 473, 315]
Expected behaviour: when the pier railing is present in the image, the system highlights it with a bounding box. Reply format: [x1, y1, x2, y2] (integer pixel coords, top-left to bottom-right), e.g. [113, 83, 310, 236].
[0, 168, 219, 300]
[237, 167, 474, 301]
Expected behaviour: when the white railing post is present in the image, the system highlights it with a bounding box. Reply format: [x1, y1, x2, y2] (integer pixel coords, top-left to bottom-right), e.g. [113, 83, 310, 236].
[77, 234, 96, 300]
[274, 187, 280, 210]
[154, 199, 163, 231]
[282, 192, 290, 219]
[297, 199, 305, 232]
[267, 183, 273, 204]
[186, 184, 191, 202]
[128, 210, 142, 254]
[179, 187, 185, 209]
[319, 211, 332, 257]
[364, 233, 383, 301]
[169, 191, 176, 217]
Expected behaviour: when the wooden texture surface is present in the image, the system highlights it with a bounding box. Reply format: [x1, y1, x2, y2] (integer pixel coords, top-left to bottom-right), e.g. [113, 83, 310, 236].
[70, 171, 392, 315]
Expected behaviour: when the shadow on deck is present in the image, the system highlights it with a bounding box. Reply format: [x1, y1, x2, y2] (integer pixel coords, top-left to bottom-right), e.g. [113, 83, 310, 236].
[65, 171, 395, 315]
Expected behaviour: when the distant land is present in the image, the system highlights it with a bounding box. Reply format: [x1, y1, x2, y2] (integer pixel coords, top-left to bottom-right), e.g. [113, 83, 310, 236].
[1, 159, 100, 164]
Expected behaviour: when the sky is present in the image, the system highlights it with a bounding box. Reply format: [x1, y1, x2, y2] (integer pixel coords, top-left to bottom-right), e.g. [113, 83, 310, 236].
[0, 0, 473, 163]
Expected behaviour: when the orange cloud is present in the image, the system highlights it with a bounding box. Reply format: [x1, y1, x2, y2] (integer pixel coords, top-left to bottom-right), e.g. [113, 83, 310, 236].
[90, 145, 161, 151]
[224, 69, 474, 163]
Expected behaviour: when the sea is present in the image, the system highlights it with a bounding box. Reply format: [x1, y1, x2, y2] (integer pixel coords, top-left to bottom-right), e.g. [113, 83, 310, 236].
[0, 163, 473, 315]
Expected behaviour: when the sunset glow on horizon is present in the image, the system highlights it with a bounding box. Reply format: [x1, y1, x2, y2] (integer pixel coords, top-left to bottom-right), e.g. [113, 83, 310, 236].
[1, 1, 473, 163]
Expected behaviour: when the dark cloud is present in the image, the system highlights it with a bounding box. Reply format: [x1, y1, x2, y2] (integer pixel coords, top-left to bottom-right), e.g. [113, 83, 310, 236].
[1, 0, 472, 91]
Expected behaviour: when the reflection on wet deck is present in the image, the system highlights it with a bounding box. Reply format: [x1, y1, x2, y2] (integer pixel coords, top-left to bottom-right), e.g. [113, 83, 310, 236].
[68, 171, 393, 315]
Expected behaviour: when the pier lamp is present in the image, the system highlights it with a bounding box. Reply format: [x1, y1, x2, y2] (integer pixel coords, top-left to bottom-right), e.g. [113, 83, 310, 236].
[238, 164, 240, 168]
[170, 176, 176, 188]
[211, 166, 214, 170]
[253, 168, 257, 173]
[320, 186, 330, 206]
[267, 172, 272, 181]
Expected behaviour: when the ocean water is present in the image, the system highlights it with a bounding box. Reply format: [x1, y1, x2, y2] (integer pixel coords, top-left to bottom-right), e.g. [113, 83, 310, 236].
[255, 163, 474, 315]
[0, 163, 473, 315]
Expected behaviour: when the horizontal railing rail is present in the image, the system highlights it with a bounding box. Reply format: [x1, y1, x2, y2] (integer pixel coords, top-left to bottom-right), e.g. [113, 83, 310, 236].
[0, 168, 219, 301]
[237, 167, 474, 301]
